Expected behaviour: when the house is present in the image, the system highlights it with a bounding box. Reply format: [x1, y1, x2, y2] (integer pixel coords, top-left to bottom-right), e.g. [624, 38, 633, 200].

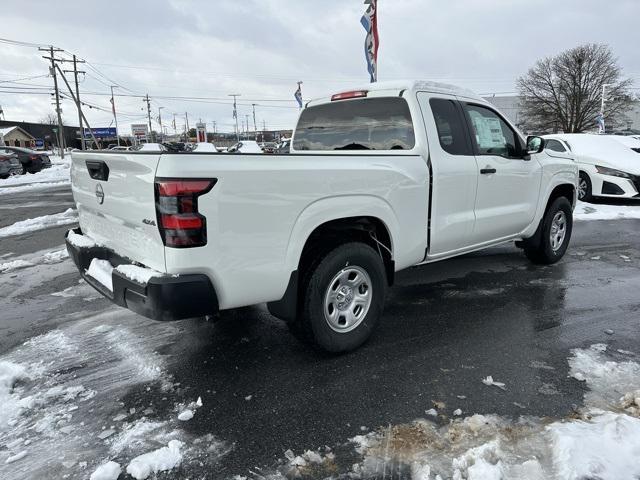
[0, 125, 36, 148]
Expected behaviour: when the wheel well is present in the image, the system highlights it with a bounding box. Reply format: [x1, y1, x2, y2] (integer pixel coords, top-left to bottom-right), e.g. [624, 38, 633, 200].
[546, 183, 575, 211]
[299, 216, 394, 286]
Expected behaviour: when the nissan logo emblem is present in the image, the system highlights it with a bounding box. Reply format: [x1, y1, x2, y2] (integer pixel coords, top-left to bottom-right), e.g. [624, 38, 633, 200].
[95, 183, 105, 205]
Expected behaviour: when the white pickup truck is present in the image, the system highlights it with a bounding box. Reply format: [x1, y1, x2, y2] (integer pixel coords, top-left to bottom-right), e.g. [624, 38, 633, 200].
[66, 81, 577, 352]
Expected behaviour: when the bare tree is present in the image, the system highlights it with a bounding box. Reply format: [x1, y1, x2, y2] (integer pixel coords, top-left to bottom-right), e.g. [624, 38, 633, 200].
[40, 112, 63, 126]
[517, 44, 633, 133]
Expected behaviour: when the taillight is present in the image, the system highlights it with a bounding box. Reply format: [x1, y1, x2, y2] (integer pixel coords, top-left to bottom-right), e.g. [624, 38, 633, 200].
[155, 178, 216, 248]
[29, 155, 38, 161]
[330, 90, 368, 101]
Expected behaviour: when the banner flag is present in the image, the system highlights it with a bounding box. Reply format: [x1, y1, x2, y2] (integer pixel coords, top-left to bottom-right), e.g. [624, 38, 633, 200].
[360, 0, 379, 82]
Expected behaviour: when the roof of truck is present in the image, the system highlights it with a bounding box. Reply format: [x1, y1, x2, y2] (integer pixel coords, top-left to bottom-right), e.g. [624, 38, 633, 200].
[306, 80, 483, 107]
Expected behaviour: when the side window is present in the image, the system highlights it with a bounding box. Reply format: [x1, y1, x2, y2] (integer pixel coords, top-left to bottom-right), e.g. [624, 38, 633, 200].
[429, 98, 472, 155]
[464, 104, 520, 158]
[545, 139, 566, 152]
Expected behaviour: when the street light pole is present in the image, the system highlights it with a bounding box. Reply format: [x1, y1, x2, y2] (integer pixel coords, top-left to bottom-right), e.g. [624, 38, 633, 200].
[110, 85, 120, 146]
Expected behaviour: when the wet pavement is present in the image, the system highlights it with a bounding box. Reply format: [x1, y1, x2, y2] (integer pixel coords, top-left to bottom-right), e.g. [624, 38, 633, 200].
[1, 184, 639, 478]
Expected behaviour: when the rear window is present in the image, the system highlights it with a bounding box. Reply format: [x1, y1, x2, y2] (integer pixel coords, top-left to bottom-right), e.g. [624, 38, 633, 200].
[293, 97, 415, 151]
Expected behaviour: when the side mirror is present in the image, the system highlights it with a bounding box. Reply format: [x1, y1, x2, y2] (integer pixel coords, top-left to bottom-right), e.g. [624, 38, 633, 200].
[526, 136, 545, 155]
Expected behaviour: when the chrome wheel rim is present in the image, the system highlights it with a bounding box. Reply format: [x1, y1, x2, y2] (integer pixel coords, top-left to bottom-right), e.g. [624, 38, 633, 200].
[578, 178, 587, 200]
[323, 266, 372, 333]
[550, 211, 567, 252]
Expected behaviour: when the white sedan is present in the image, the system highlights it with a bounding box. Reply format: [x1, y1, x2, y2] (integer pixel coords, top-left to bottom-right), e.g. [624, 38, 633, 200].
[227, 140, 263, 154]
[609, 135, 640, 154]
[543, 134, 640, 202]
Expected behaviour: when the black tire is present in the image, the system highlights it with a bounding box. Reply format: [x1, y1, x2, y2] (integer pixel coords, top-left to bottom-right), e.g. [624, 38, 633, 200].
[290, 242, 387, 353]
[524, 197, 573, 264]
[0, 174, 8, 180]
[578, 171, 592, 202]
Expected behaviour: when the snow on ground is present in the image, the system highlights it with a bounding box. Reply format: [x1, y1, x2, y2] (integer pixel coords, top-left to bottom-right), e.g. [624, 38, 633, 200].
[0, 247, 69, 274]
[575, 200, 640, 221]
[0, 163, 70, 188]
[0, 311, 229, 480]
[0, 208, 77, 239]
[263, 344, 640, 480]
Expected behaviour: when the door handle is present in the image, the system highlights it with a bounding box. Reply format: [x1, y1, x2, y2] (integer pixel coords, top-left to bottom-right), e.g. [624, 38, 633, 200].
[480, 167, 496, 174]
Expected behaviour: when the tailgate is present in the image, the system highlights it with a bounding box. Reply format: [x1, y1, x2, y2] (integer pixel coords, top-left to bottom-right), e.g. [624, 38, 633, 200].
[70, 151, 166, 272]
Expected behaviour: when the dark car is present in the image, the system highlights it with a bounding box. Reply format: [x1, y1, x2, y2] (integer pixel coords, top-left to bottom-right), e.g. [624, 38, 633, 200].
[0, 149, 23, 179]
[0, 146, 51, 174]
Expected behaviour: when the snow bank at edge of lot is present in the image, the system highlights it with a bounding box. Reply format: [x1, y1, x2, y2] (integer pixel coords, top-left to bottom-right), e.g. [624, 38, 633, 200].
[0, 163, 70, 188]
[0, 208, 77, 239]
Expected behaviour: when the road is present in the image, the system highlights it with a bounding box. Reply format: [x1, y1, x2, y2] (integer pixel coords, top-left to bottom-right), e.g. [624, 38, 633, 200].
[1, 183, 639, 479]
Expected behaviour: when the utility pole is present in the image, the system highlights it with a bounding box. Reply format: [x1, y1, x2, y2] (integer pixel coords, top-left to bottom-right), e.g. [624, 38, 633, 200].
[62, 55, 86, 150]
[53, 64, 100, 150]
[40, 46, 65, 157]
[110, 86, 120, 146]
[245, 115, 250, 139]
[228, 93, 240, 141]
[172, 113, 177, 135]
[158, 107, 164, 143]
[185, 112, 189, 140]
[144, 94, 152, 141]
[251, 104, 257, 140]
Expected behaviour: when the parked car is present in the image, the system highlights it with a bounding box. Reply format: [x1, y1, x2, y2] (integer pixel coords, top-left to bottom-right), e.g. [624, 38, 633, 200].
[66, 80, 576, 352]
[227, 140, 263, 153]
[192, 142, 218, 152]
[0, 149, 22, 179]
[0, 146, 51, 174]
[261, 142, 276, 154]
[543, 133, 640, 202]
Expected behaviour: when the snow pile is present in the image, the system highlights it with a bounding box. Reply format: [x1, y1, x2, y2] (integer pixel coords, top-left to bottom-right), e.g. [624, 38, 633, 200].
[176, 397, 203, 422]
[0, 163, 70, 187]
[574, 201, 640, 221]
[0, 208, 77, 238]
[42, 248, 68, 264]
[126, 439, 184, 480]
[549, 413, 640, 480]
[67, 229, 98, 248]
[116, 264, 162, 284]
[0, 259, 33, 273]
[0, 361, 31, 429]
[89, 461, 121, 480]
[87, 258, 114, 292]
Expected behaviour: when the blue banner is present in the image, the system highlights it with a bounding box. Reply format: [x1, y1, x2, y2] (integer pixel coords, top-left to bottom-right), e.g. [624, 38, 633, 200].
[83, 127, 117, 138]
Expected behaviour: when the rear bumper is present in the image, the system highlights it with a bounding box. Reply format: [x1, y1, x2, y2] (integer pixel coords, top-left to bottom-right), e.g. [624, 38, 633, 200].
[65, 227, 218, 321]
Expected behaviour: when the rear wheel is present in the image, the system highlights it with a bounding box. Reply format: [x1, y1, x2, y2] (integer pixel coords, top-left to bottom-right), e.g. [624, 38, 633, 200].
[523, 197, 573, 264]
[578, 172, 592, 202]
[290, 242, 387, 353]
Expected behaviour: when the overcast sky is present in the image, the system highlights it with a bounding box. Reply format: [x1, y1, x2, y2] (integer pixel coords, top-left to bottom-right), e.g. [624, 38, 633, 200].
[0, 0, 638, 135]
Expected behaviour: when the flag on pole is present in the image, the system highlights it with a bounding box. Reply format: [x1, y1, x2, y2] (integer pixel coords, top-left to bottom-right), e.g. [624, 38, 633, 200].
[294, 81, 303, 108]
[360, 0, 379, 83]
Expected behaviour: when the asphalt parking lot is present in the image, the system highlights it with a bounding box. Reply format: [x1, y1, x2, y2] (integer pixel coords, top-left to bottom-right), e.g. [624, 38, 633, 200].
[1, 184, 640, 479]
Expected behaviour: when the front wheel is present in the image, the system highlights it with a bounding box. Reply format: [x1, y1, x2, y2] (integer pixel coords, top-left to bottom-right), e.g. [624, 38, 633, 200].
[291, 242, 387, 353]
[578, 172, 592, 202]
[523, 197, 573, 264]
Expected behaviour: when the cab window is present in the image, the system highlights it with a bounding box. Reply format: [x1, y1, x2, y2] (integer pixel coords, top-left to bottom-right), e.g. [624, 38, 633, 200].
[429, 98, 472, 155]
[464, 104, 520, 158]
